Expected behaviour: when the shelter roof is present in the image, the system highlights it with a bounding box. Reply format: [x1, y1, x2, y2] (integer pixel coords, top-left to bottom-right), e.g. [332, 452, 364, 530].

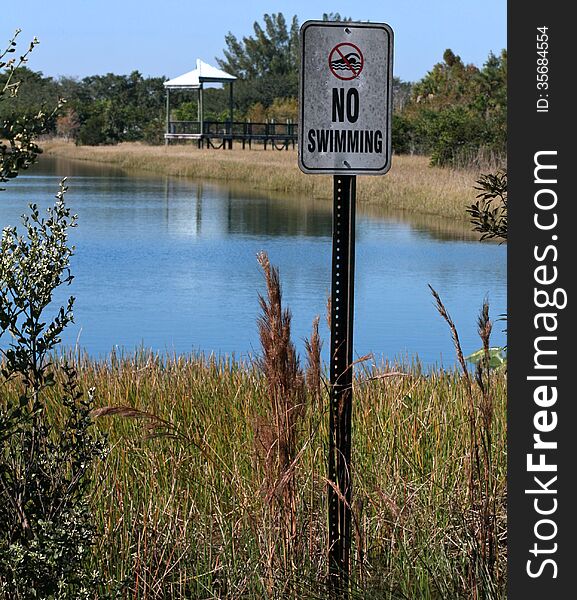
[164, 59, 237, 89]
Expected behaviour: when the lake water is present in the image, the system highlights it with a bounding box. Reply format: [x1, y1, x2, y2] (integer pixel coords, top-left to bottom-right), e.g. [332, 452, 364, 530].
[0, 156, 506, 368]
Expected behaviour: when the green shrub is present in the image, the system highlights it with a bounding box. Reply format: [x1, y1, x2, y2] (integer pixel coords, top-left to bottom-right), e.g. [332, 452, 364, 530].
[0, 185, 109, 599]
[1, 32, 110, 598]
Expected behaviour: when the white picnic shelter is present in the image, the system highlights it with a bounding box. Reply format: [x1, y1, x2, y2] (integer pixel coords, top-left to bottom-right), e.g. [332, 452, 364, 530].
[164, 59, 237, 144]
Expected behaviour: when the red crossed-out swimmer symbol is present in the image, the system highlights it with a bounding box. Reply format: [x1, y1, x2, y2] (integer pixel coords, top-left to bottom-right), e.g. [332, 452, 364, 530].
[329, 43, 364, 80]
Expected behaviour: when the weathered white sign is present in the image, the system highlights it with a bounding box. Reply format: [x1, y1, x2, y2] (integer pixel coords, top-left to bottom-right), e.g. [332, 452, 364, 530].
[298, 21, 394, 175]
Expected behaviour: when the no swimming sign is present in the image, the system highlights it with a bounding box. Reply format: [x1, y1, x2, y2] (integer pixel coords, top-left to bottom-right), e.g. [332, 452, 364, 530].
[298, 21, 394, 175]
[299, 19, 395, 587]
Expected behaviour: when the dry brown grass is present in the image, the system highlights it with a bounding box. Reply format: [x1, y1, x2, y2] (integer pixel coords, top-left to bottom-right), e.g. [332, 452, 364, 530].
[304, 316, 323, 406]
[41, 140, 483, 220]
[429, 287, 503, 598]
[1, 344, 506, 598]
[255, 251, 305, 583]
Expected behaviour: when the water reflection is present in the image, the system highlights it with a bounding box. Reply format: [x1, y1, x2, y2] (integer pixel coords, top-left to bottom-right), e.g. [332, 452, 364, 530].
[33, 157, 490, 243]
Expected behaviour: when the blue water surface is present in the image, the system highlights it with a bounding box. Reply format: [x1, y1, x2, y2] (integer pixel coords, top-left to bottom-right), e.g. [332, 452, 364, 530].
[0, 157, 506, 369]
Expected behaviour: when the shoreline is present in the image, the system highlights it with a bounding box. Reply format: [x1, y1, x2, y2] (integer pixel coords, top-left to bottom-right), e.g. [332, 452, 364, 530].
[41, 140, 482, 221]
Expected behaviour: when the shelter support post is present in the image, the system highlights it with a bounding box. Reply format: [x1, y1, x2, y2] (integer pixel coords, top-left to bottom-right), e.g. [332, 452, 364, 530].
[165, 89, 170, 146]
[228, 81, 234, 149]
[199, 83, 204, 140]
[197, 88, 201, 133]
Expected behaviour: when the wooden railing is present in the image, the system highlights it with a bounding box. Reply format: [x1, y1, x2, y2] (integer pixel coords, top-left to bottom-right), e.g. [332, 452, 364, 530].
[166, 121, 298, 148]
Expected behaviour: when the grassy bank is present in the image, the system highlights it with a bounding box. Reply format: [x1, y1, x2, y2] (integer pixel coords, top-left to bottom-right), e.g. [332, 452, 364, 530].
[16, 350, 504, 599]
[41, 141, 482, 220]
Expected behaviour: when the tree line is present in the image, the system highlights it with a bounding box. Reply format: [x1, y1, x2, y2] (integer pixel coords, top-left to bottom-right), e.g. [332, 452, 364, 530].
[0, 13, 506, 167]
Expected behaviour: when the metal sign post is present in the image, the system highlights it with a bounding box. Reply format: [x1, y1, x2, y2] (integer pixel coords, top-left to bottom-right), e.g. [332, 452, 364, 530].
[328, 173, 356, 588]
[298, 20, 393, 592]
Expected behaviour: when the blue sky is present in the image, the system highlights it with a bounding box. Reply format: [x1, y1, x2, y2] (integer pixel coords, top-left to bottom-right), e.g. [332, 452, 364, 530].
[2, 1, 506, 82]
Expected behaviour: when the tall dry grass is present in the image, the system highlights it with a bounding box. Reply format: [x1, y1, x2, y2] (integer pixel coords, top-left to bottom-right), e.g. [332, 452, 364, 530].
[2, 338, 506, 599]
[429, 287, 504, 598]
[41, 141, 482, 220]
[254, 251, 305, 589]
[304, 316, 323, 406]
